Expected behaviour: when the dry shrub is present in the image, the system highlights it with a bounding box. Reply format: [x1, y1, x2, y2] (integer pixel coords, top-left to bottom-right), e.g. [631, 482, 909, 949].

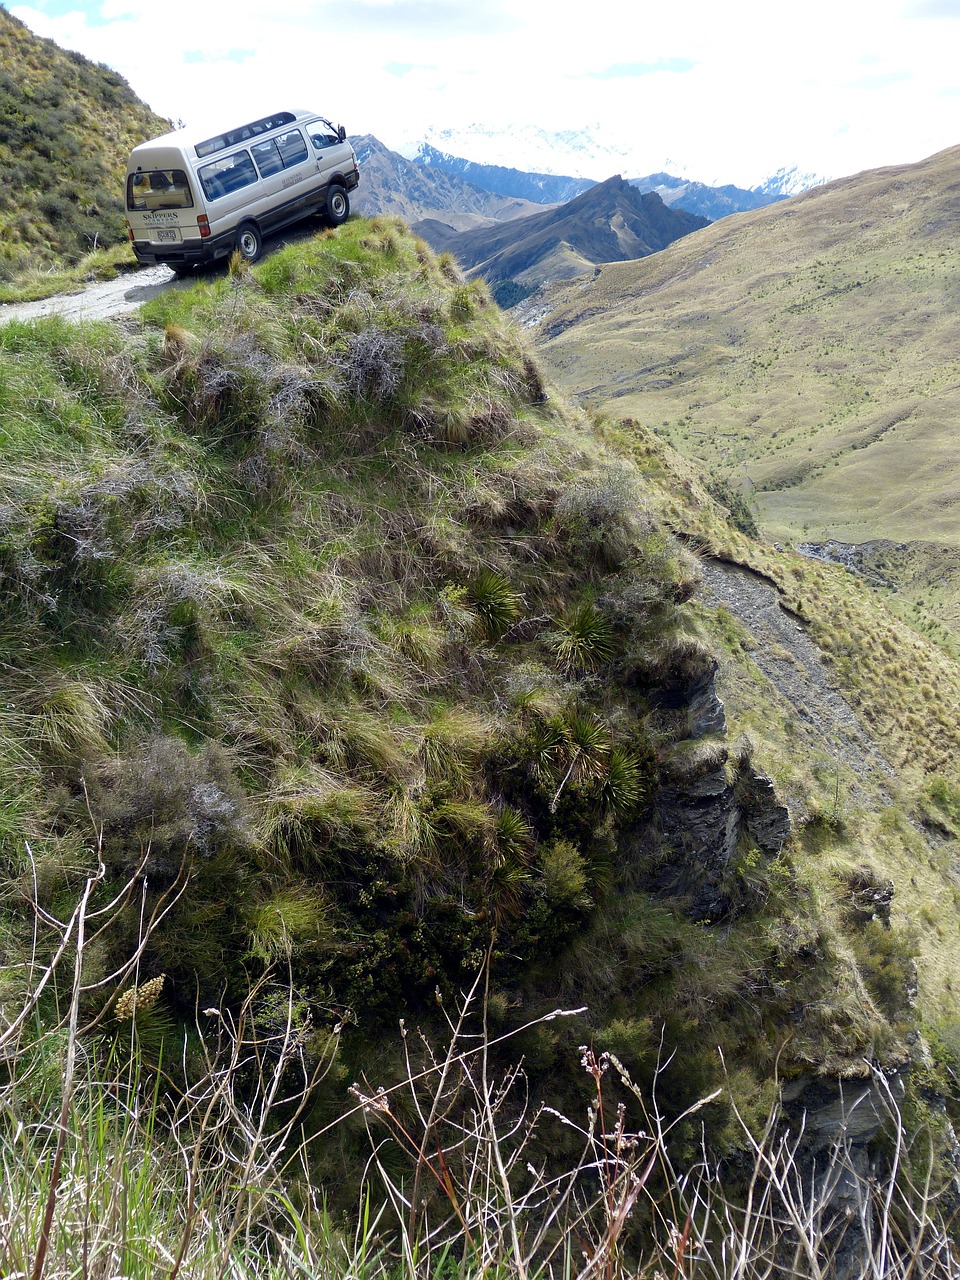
[81, 734, 252, 881]
[555, 470, 645, 571]
[342, 328, 406, 402]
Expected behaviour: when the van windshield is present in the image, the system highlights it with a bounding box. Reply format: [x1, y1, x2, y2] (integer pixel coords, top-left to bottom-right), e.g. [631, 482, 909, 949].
[127, 170, 195, 211]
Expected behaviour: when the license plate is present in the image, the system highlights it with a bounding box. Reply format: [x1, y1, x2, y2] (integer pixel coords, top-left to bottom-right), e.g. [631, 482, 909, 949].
[155, 228, 181, 243]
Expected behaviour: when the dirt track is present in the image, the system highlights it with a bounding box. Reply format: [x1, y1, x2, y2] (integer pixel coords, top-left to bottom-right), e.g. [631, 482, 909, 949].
[699, 557, 894, 801]
[0, 220, 327, 326]
[0, 265, 183, 325]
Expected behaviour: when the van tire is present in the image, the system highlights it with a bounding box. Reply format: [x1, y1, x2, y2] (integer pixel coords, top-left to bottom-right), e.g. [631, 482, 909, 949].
[235, 222, 263, 262]
[323, 185, 349, 227]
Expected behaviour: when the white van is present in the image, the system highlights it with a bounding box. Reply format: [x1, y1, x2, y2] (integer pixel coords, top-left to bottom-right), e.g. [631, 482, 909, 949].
[125, 108, 360, 274]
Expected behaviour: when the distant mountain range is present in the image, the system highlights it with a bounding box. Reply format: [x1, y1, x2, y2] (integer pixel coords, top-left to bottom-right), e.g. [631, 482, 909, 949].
[400, 123, 825, 195]
[412, 145, 594, 206]
[400, 123, 640, 183]
[414, 175, 709, 306]
[350, 136, 544, 230]
[410, 145, 811, 223]
[628, 172, 788, 221]
[351, 137, 826, 302]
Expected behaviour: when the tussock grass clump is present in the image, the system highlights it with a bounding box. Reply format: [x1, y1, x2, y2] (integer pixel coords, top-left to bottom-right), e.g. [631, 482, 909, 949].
[549, 600, 616, 673]
[0, 215, 951, 1258]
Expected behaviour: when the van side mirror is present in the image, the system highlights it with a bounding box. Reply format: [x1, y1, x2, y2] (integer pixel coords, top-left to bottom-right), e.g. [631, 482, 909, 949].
[338, 124, 346, 142]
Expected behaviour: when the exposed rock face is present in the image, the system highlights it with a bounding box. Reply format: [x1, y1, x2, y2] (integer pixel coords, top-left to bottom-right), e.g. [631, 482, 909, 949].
[780, 1073, 909, 1280]
[782, 1072, 906, 1145]
[655, 756, 740, 920]
[843, 866, 895, 927]
[686, 661, 727, 738]
[650, 659, 791, 919]
[736, 768, 791, 852]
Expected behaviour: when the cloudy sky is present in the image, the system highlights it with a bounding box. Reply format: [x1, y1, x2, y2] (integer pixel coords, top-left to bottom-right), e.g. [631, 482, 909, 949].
[10, 0, 960, 186]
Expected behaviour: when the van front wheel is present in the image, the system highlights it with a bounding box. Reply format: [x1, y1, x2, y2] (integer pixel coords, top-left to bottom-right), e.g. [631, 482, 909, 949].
[235, 223, 263, 263]
[323, 185, 349, 227]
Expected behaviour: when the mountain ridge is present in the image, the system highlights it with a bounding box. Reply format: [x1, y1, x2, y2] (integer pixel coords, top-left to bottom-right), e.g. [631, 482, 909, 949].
[413, 143, 809, 221]
[417, 174, 710, 303]
[351, 134, 548, 229]
[400, 121, 825, 192]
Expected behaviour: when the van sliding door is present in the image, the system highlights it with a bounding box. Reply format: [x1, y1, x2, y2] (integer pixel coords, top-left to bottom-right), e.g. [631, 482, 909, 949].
[249, 129, 313, 228]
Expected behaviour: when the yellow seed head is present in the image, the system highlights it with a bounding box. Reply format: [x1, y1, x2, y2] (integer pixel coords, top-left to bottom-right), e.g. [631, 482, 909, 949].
[114, 974, 166, 1021]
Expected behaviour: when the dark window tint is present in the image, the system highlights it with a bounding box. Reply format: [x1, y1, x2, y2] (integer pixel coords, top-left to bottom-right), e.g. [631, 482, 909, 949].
[276, 129, 308, 167]
[251, 130, 308, 179]
[198, 150, 258, 201]
[127, 169, 194, 210]
[251, 138, 284, 178]
[195, 112, 297, 158]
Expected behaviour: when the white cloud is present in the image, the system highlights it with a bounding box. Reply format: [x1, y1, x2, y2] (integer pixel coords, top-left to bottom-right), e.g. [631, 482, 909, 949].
[10, 0, 960, 185]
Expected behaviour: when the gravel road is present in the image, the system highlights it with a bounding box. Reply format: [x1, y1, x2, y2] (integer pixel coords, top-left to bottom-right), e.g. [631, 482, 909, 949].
[0, 265, 184, 324]
[699, 557, 894, 800]
[0, 222, 327, 326]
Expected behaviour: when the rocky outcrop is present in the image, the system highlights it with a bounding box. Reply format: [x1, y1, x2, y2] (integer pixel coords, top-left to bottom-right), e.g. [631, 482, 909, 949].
[842, 867, 895, 928]
[736, 768, 791, 852]
[650, 660, 791, 919]
[685, 660, 727, 738]
[780, 1072, 909, 1280]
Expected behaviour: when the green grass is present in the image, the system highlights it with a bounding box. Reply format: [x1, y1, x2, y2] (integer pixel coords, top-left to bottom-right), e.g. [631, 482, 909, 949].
[2, 214, 960, 1248]
[0, 8, 168, 283]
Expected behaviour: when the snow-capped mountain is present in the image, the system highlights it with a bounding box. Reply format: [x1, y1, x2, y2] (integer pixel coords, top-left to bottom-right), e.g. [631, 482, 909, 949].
[398, 123, 633, 182]
[396, 123, 825, 198]
[754, 165, 828, 198]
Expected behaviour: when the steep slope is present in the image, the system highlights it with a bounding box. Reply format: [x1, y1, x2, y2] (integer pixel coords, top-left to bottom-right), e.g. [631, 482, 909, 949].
[531, 144, 960, 567]
[351, 134, 546, 229]
[0, 5, 169, 278]
[4, 215, 959, 1139]
[4, 218, 960, 1269]
[423, 175, 709, 298]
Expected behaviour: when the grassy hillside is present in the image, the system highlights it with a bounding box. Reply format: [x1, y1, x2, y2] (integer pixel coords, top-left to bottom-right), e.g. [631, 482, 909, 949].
[0, 5, 168, 282]
[3, 218, 960, 1271]
[531, 145, 960, 571]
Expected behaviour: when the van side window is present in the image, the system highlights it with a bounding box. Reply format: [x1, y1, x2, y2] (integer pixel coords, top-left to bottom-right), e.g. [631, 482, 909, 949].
[251, 138, 284, 178]
[198, 150, 258, 201]
[251, 130, 308, 179]
[310, 122, 339, 149]
[276, 129, 308, 167]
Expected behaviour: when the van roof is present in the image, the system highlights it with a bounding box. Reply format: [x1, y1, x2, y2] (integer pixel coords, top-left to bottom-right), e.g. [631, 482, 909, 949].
[128, 108, 328, 159]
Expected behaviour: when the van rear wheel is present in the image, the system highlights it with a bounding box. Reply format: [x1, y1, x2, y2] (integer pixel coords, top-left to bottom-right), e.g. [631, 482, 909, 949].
[323, 185, 349, 227]
[235, 223, 263, 263]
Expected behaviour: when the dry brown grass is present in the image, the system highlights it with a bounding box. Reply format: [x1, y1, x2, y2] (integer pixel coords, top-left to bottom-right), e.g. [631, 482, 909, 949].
[532, 144, 960, 559]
